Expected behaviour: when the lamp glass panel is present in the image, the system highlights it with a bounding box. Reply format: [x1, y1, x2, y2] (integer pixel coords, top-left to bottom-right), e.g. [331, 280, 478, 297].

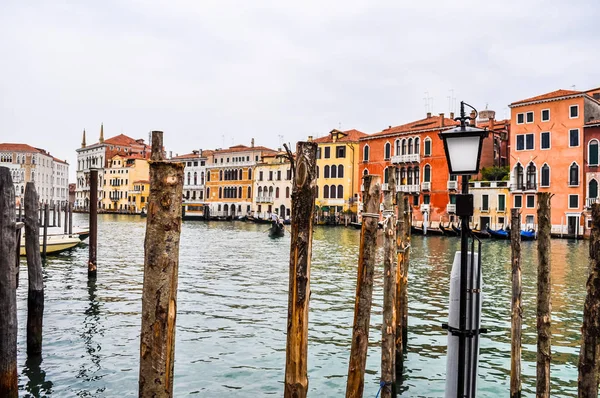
[446, 135, 480, 173]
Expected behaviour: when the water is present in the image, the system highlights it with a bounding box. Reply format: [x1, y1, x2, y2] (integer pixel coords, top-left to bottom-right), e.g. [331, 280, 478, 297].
[15, 214, 590, 397]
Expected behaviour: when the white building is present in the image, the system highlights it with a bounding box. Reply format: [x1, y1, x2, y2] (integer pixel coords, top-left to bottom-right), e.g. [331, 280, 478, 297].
[0, 143, 69, 205]
[171, 149, 212, 219]
[253, 152, 293, 220]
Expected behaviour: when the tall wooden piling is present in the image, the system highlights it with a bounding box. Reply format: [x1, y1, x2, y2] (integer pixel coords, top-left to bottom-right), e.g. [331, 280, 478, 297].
[42, 204, 49, 260]
[52, 204, 56, 226]
[395, 191, 406, 379]
[284, 141, 317, 398]
[24, 183, 44, 356]
[138, 131, 184, 398]
[401, 200, 411, 348]
[64, 202, 68, 234]
[510, 209, 522, 398]
[578, 203, 600, 397]
[89, 171, 98, 278]
[18, 203, 22, 222]
[381, 172, 397, 398]
[0, 167, 18, 397]
[536, 192, 552, 397]
[57, 202, 61, 228]
[69, 202, 73, 235]
[346, 175, 381, 398]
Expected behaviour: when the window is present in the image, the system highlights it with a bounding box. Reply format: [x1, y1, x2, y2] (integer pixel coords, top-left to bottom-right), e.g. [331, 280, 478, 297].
[248, 169, 252, 180]
[589, 140, 599, 166]
[402, 139, 407, 155]
[514, 163, 524, 190]
[514, 195, 522, 208]
[526, 111, 534, 123]
[275, 187, 279, 199]
[541, 109, 550, 122]
[526, 134, 534, 150]
[569, 194, 579, 209]
[526, 195, 535, 208]
[384, 167, 389, 184]
[414, 138, 420, 155]
[408, 138, 413, 154]
[541, 164, 550, 187]
[570, 105, 579, 119]
[363, 145, 370, 162]
[516, 134, 534, 150]
[336, 146, 346, 158]
[570, 129, 580, 147]
[316, 148, 322, 159]
[516, 135, 524, 151]
[526, 162, 536, 189]
[517, 113, 524, 124]
[248, 186, 251, 198]
[423, 194, 430, 205]
[395, 140, 401, 156]
[413, 195, 419, 206]
[286, 187, 290, 198]
[424, 139, 432, 156]
[337, 185, 343, 198]
[324, 165, 330, 178]
[498, 194, 506, 211]
[268, 171, 273, 181]
[589, 180, 598, 199]
[482, 194, 489, 211]
[384, 143, 391, 160]
[277, 170, 281, 180]
[541, 132, 550, 149]
[331, 165, 337, 178]
[330, 185, 336, 199]
[525, 215, 534, 226]
[338, 165, 344, 178]
[569, 163, 579, 186]
[323, 185, 329, 199]
[424, 165, 431, 182]
[324, 147, 331, 159]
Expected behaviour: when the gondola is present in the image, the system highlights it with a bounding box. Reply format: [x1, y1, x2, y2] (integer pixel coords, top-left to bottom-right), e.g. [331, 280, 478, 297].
[269, 219, 285, 238]
[471, 228, 491, 239]
[521, 229, 537, 241]
[440, 223, 458, 236]
[349, 222, 362, 230]
[452, 223, 461, 234]
[411, 224, 424, 235]
[423, 225, 445, 236]
[486, 226, 510, 240]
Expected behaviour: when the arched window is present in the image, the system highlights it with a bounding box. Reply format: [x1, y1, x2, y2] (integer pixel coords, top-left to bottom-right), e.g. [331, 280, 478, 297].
[206, 188, 210, 198]
[363, 169, 368, 176]
[384, 167, 389, 183]
[286, 187, 290, 198]
[247, 186, 251, 198]
[316, 185, 319, 198]
[414, 167, 419, 184]
[269, 186, 274, 197]
[239, 169, 243, 180]
[331, 165, 337, 178]
[258, 186, 263, 197]
[187, 172, 191, 185]
[569, 163, 579, 186]
[395, 140, 401, 156]
[317, 166, 319, 178]
[541, 164, 550, 187]
[338, 185, 343, 198]
[590, 179, 598, 199]
[330, 185, 337, 198]
[363, 145, 370, 161]
[400, 167, 406, 184]
[515, 163, 524, 189]
[414, 137, 420, 155]
[324, 165, 330, 178]
[338, 165, 344, 178]
[424, 165, 431, 182]
[207, 171, 211, 182]
[275, 187, 280, 198]
[219, 187, 222, 198]
[384, 142, 391, 159]
[526, 162, 536, 189]
[200, 172, 205, 185]
[407, 167, 413, 185]
[408, 138, 413, 155]
[219, 170, 223, 181]
[193, 172, 197, 185]
[402, 139, 407, 155]
[324, 185, 329, 198]
[239, 187, 242, 198]
[248, 168, 252, 180]
[590, 140, 599, 166]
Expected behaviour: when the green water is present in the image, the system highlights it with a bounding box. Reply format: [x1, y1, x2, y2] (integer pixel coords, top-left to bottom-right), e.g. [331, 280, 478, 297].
[15, 214, 590, 397]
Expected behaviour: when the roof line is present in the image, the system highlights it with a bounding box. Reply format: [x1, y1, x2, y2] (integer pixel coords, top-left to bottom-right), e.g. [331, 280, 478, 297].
[359, 125, 457, 141]
[508, 93, 587, 108]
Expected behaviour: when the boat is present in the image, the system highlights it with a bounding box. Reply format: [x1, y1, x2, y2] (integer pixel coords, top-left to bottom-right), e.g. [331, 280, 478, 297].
[20, 234, 81, 256]
[140, 208, 147, 218]
[423, 222, 445, 236]
[45, 226, 90, 241]
[471, 228, 491, 239]
[486, 227, 510, 240]
[452, 223, 461, 234]
[269, 217, 285, 238]
[350, 222, 362, 230]
[521, 229, 537, 241]
[440, 223, 458, 236]
[411, 223, 424, 235]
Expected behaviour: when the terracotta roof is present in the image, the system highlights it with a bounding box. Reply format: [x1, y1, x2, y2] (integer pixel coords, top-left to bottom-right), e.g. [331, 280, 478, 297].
[0, 143, 42, 153]
[213, 144, 276, 154]
[585, 119, 600, 127]
[510, 89, 582, 106]
[171, 150, 211, 160]
[103, 134, 144, 146]
[133, 179, 150, 184]
[363, 116, 459, 140]
[313, 129, 367, 143]
[52, 156, 69, 165]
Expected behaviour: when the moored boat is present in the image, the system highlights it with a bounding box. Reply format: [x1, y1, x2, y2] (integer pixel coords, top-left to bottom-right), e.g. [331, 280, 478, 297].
[440, 223, 458, 236]
[20, 234, 81, 256]
[350, 222, 362, 230]
[486, 227, 510, 240]
[521, 229, 536, 241]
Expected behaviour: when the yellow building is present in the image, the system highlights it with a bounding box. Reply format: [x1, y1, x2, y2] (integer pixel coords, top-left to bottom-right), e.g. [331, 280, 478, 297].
[101, 154, 150, 213]
[312, 129, 367, 223]
[468, 181, 510, 230]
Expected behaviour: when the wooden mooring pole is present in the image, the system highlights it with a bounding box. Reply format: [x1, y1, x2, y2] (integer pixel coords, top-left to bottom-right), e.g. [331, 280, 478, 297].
[42, 203, 48, 260]
[69, 202, 73, 235]
[395, 191, 406, 380]
[138, 131, 184, 398]
[24, 183, 44, 356]
[52, 203, 56, 226]
[510, 208, 522, 398]
[401, 200, 411, 349]
[57, 201, 61, 228]
[284, 141, 317, 398]
[64, 202, 68, 234]
[346, 175, 381, 398]
[0, 167, 18, 397]
[536, 192, 552, 397]
[381, 171, 397, 398]
[578, 203, 600, 397]
[89, 171, 98, 278]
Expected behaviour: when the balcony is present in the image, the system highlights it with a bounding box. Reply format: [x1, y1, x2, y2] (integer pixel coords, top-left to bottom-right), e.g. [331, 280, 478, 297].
[421, 182, 431, 191]
[447, 180, 458, 190]
[391, 154, 421, 164]
[446, 204, 456, 213]
[256, 196, 273, 203]
[420, 204, 430, 212]
[381, 183, 389, 191]
[510, 182, 537, 192]
[325, 198, 345, 206]
[396, 184, 420, 193]
[586, 197, 600, 209]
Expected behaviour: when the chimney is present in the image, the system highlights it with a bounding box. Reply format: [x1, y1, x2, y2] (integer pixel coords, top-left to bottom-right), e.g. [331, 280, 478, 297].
[251, 138, 255, 148]
[450, 112, 455, 119]
[308, 135, 313, 142]
[169, 151, 173, 159]
[81, 129, 86, 148]
[439, 113, 445, 127]
[470, 110, 476, 126]
[99, 123, 104, 143]
[427, 112, 432, 118]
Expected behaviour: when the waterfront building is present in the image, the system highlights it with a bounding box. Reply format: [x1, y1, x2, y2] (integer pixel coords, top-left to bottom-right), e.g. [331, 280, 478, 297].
[75, 124, 151, 210]
[312, 129, 366, 223]
[583, 118, 600, 236]
[508, 89, 600, 237]
[469, 181, 510, 231]
[358, 112, 506, 225]
[252, 151, 293, 220]
[204, 140, 276, 218]
[0, 143, 69, 206]
[171, 149, 212, 219]
[100, 153, 150, 213]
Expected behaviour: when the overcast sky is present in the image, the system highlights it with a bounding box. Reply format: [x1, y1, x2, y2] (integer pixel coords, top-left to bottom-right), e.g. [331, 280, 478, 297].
[1, 0, 599, 180]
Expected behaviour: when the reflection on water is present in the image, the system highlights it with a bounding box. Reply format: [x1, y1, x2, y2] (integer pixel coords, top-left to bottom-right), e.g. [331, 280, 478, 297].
[14, 214, 590, 397]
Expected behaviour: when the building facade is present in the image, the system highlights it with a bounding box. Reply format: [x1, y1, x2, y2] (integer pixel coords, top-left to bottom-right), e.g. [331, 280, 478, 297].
[100, 154, 150, 213]
[583, 119, 600, 236]
[171, 150, 212, 219]
[469, 181, 510, 231]
[253, 152, 293, 220]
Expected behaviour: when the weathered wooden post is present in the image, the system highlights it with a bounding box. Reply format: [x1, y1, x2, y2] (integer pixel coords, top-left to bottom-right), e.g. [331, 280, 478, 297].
[69, 202, 73, 235]
[401, 200, 411, 348]
[24, 183, 44, 356]
[578, 203, 600, 397]
[381, 171, 397, 398]
[395, 191, 406, 379]
[42, 204, 49, 260]
[63, 202, 68, 234]
[510, 208, 522, 398]
[284, 141, 317, 398]
[18, 203, 22, 222]
[57, 201, 61, 228]
[52, 204, 56, 226]
[0, 167, 18, 397]
[139, 131, 184, 398]
[89, 171, 98, 278]
[536, 192, 552, 397]
[346, 175, 381, 398]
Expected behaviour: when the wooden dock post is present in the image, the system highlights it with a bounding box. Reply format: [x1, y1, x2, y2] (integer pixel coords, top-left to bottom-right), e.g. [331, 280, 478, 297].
[52, 204, 56, 227]
[89, 171, 98, 278]
[381, 171, 397, 398]
[0, 167, 18, 397]
[284, 141, 317, 398]
[24, 183, 44, 356]
[346, 175, 381, 398]
[138, 131, 184, 398]
[57, 201, 61, 228]
[18, 203, 22, 222]
[510, 208, 522, 398]
[42, 204, 49, 260]
[63, 202, 68, 234]
[69, 202, 73, 235]
[395, 190, 406, 380]
[536, 192, 552, 397]
[401, 201, 411, 349]
[578, 203, 600, 397]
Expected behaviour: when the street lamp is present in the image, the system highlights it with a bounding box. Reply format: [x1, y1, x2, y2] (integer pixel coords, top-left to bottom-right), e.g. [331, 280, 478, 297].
[439, 101, 488, 398]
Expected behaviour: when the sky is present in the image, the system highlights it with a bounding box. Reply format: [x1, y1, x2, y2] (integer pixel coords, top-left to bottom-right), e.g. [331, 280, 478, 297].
[1, 0, 599, 181]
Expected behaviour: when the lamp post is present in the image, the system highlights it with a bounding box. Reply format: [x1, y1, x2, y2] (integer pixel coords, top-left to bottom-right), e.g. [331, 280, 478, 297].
[439, 101, 488, 397]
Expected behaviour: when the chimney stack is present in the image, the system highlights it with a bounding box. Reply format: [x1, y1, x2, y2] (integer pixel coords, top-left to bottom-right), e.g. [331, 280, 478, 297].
[308, 135, 313, 142]
[251, 138, 255, 148]
[81, 129, 87, 148]
[450, 112, 455, 119]
[439, 113, 445, 127]
[470, 110, 476, 126]
[427, 112, 432, 118]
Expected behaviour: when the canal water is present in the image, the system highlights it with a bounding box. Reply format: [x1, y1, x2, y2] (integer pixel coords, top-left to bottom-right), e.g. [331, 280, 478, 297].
[16, 214, 589, 397]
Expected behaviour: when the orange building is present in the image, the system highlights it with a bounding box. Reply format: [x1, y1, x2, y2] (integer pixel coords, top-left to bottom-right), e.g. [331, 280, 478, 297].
[583, 119, 600, 235]
[508, 89, 600, 237]
[358, 112, 506, 225]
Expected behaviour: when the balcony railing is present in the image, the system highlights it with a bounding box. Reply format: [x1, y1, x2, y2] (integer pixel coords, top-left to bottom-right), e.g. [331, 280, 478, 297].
[586, 197, 600, 208]
[391, 154, 421, 164]
[381, 183, 389, 191]
[396, 184, 420, 193]
[421, 182, 431, 191]
[256, 196, 273, 203]
[446, 204, 456, 213]
[447, 180, 458, 190]
[510, 182, 537, 192]
[420, 204, 430, 212]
